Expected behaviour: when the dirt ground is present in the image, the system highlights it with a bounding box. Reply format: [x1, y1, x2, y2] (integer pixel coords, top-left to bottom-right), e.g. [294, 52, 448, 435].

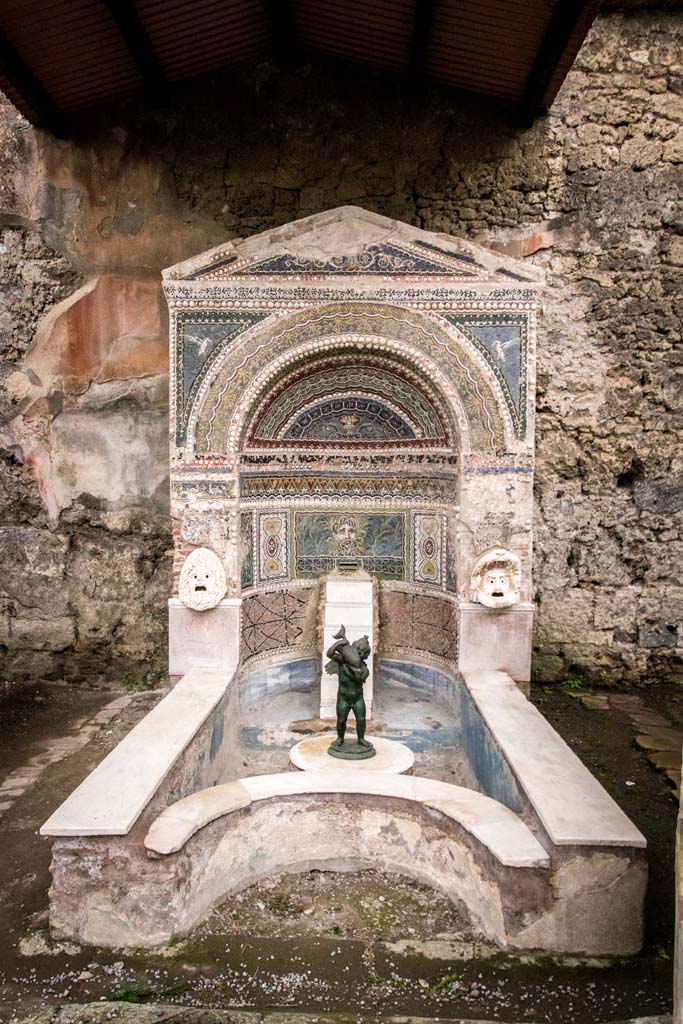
[0, 679, 679, 1024]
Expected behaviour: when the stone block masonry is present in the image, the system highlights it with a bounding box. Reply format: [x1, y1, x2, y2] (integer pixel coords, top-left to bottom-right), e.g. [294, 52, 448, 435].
[0, 8, 681, 685]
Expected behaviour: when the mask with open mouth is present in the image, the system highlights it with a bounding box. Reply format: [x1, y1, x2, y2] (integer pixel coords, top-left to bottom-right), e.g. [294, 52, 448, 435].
[179, 547, 228, 611]
[469, 547, 521, 609]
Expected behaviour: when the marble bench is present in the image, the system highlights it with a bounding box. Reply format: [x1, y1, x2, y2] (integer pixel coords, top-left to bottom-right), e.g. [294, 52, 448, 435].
[41, 667, 235, 837]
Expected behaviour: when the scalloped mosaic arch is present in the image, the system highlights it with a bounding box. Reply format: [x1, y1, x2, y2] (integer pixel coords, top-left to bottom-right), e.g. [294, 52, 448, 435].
[186, 303, 512, 456]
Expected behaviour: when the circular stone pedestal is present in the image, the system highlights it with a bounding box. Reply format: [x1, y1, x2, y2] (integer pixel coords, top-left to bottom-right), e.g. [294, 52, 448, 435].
[290, 735, 414, 775]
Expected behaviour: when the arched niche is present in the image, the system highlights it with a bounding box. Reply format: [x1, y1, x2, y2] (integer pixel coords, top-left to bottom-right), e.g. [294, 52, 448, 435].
[163, 206, 541, 685]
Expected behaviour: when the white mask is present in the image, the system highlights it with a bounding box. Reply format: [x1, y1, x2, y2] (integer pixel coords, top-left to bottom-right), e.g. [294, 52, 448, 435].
[179, 548, 227, 611]
[470, 548, 520, 609]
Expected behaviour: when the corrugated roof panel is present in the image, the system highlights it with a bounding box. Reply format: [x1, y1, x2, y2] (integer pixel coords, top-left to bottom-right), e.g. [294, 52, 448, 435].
[297, 0, 415, 73]
[0, 0, 143, 111]
[135, 0, 270, 81]
[428, 0, 553, 101]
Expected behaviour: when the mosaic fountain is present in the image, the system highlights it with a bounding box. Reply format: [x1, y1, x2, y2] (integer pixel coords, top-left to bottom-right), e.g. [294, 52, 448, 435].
[41, 207, 645, 954]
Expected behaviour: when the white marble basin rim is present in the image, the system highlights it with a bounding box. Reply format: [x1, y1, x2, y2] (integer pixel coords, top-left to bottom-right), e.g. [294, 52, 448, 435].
[144, 769, 551, 868]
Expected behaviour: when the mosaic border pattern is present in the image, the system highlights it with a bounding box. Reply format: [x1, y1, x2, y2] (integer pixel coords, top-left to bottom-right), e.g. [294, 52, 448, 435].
[240, 473, 456, 504]
[240, 510, 254, 589]
[412, 512, 445, 588]
[257, 509, 288, 583]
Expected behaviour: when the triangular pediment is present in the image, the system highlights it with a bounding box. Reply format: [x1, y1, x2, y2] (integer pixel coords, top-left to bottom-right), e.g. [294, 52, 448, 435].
[163, 206, 543, 285]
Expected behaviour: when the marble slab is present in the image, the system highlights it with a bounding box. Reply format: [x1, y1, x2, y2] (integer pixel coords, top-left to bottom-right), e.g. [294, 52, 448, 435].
[458, 603, 534, 689]
[320, 572, 375, 720]
[145, 780, 251, 855]
[168, 597, 242, 676]
[463, 670, 646, 848]
[40, 667, 233, 836]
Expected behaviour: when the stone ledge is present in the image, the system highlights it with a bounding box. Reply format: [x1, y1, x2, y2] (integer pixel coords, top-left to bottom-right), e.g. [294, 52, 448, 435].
[40, 667, 234, 837]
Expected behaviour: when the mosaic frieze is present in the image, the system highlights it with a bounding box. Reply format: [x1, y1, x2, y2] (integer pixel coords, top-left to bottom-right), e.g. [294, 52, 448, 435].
[257, 510, 288, 583]
[240, 452, 459, 471]
[240, 585, 318, 661]
[293, 510, 406, 580]
[412, 512, 445, 588]
[380, 588, 459, 664]
[445, 313, 529, 438]
[166, 283, 536, 304]
[191, 241, 488, 281]
[240, 473, 456, 504]
[246, 353, 452, 448]
[240, 511, 254, 589]
[187, 303, 510, 455]
[172, 478, 235, 501]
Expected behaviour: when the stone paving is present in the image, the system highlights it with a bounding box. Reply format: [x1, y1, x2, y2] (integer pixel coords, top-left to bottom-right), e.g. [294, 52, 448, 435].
[3, 1004, 674, 1024]
[572, 691, 682, 801]
[0, 694, 134, 821]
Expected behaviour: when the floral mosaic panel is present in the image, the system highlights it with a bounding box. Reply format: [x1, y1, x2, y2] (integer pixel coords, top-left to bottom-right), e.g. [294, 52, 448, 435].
[380, 589, 459, 663]
[241, 586, 318, 660]
[257, 510, 288, 583]
[293, 510, 406, 580]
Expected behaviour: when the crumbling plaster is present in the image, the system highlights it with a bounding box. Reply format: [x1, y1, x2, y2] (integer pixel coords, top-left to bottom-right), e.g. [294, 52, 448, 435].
[0, 9, 681, 684]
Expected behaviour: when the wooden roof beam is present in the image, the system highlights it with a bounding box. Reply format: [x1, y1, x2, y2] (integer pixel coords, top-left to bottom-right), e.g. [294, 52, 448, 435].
[266, 0, 300, 67]
[0, 28, 66, 135]
[517, 0, 597, 126]
[408, 0, 437, 91]
[104, 0, 167, 93]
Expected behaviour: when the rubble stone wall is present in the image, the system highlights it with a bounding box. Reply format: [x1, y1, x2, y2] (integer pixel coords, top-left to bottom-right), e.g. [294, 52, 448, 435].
[0, 9, 680, 685]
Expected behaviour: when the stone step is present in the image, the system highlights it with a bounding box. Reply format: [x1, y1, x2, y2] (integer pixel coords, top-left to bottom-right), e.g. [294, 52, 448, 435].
[635, 729, 683, 752]
[649, 749, 682, 772]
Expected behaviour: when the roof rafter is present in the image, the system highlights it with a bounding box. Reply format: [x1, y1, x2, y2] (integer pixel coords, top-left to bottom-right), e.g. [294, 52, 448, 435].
[517, 0, 599, 126]
[103, 0, 167, 93]
[407, 0, 437, 89]
[266, 0, 300, 67]
[0, 27, 66, 135]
